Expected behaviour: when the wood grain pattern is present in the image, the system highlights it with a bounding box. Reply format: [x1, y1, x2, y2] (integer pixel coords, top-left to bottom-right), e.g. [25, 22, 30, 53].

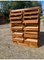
[10, 7, 40, 48]
[23, 26, 38, 31]
[23, 15, 38, 19]
[24, 31, 38, 35]
[10, 16, 22, 20]
[23, 20, 38, 24]
[13, 38, 23, 43]
[10, 21, 22, 24]
[24, 39, 38, 47]
[10, 13, 22, 16]
[23, 11, 39, 15]
[12, 32, 23, 38]
[24, 34, 38, 39]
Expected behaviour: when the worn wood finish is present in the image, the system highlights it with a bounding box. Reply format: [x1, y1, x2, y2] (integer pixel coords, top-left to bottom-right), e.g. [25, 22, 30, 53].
[10, 16, 22, 20]
[24, 33, 38, 39]
[24, 32, 38, 35]
[24, 39, 38, 48]
[11, 26, 23, 30]
[10, 21, 22, 24]
[13, 38, 24, 43]
[12, 32, 23, 38]
[10, 7, 40, 48]
[23, 20, 38, 24]
[23, 26, 38, 31]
